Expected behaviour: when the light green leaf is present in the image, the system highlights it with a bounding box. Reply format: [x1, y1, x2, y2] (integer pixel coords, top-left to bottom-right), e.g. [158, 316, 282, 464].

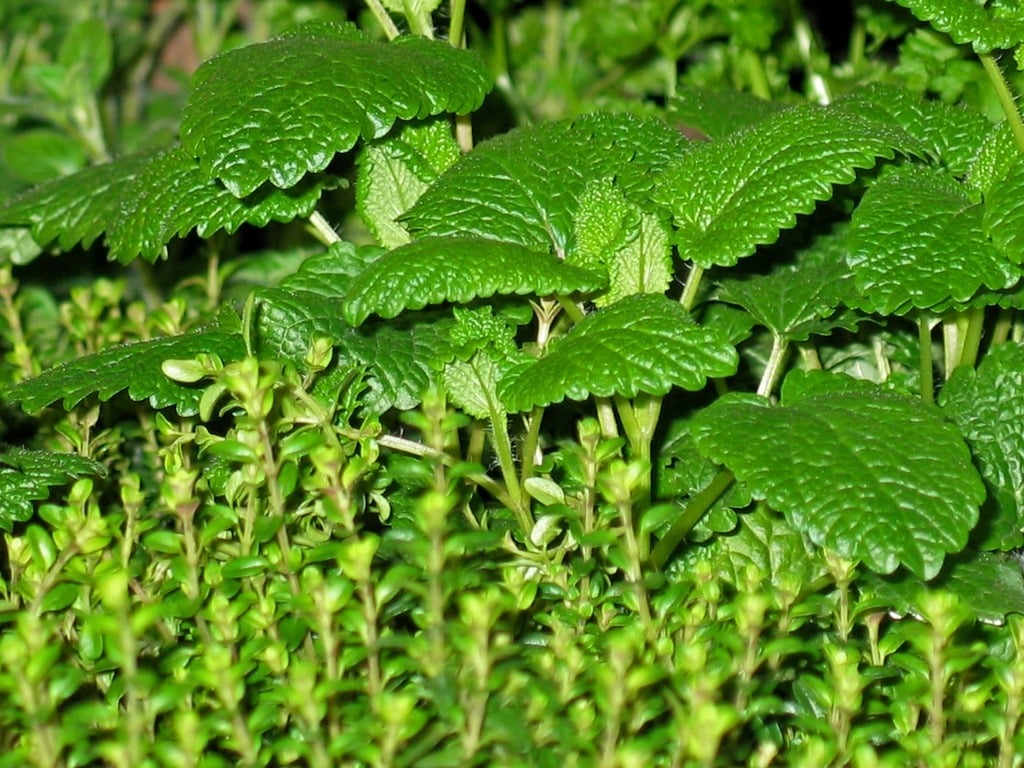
[847, 165, 1020, 315]
[442, 352, 507, 420]
[654, 102, 921, 269]
[969, 123, 1018, 195]
[3, 128, 87, 184]
[497, 295, 738, 412]
[59, 18, 113, 92]
[5, 309, 245, 416]
[180, 22, 491, 197]
[670, 87, 786, 140]
[690, 370, 984, 579]
[886, 0, 1024, 53]
[356, 119, 461, 248]
[940, 341, 1024, 550]
[108, 146, 337, 263]
[342, 236, 606, 326]
[406, 112, 690, 255]
[0, 448, 107, 532]
[984, 154, 1024, 265]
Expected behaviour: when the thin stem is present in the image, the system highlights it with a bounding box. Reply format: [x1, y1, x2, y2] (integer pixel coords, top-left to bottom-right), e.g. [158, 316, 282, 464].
[594, 397, 620, 440]
[757, 334, 789, 398]
[917, 315, 934, 405]
[449, 0, 467, 47]
[364, 0, 401, 40]
[519, 406, 545, 484]
[956, 306, 985, 372]
[651, 469, 735, 569]
[679, 264, 705, 311]
[991, 308, 1014, 346]
[488, 407, 532, 535]
[980, 52, 1024, 154]
[308, 211, 340, 246]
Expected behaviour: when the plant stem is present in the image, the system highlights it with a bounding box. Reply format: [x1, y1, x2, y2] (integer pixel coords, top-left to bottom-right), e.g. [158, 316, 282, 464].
[957, 305, 985, 371]
[364, 0, 401, 40]
[680, 264, 705, 311]
[757, 334, 788, 398]
[917, 315, 934, 405]
[519, 406, 544, 484]
[651, 468, 735, 569]
[308, 211, 340, 246]
[980, 52, 1024, 154]
[595, 397, 620, 440]
[449, 0, 467, 47]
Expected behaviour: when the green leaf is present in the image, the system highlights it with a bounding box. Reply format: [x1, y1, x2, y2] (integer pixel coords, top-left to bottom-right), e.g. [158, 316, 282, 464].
[940, 342, 1024, 550]
[654, 102, 921, 269]
[3, 128, 87, 184]
[5, 309, 245, 416]
[108, 146, 337, 263]
[497, 295, 738, 412]
[886, 0, 1024, 53]
[180, 22, 492, 197]
[356, 119, 461, 248]
[691, 370, 984, 579]
[835, 83, 990, 176]
[0, 152, 150, 253]
[0, 447, 107, 531]
[847, 165, 1020, 315]
[59, 18, 113, 92]
[983, 154, 1024, 265]
[969, 123, 1018, 196]
[406, 112, 690, 255]
[670, 87, 787, 140]
[442, 352, 509, 420]
[342, 236, 606, 326]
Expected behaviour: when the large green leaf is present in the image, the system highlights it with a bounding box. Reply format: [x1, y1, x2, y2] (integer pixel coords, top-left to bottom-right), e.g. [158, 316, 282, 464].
[886, 0, 1024, 53]
[847, 165, 1020, 315]
[654, 102, 921, 269]
[180, 22, 491, 197]
[984, 154, 1024, 265]
[0, 152, 150, 254]
[497, 295, 738, 412]
[405, 112, 690, 256]
[342, 236, 606, 326]
[690, 370, 984, 579]
[0, 447, 107, 531]
[5, 309, 245, 416]
[940, 342, 1024, 550]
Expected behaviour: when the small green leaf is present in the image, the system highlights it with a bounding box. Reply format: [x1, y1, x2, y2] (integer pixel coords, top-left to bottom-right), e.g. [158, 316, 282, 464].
[406, 112, 690, 255]
[0, 448, 107, 531]
[442, 352, 507, 420]
[498, 295, 738, 412]
[654, 102, 921, 268]
[887, 0, 1024, 53]
[847, 165, 1020, 315]
[940, 341, 1024, 550]
[3, 128, 87, 184]
[5, 308, 245, 416]
[342, 236, 606, 326]
[356, 119, 461, 248]
[984, 154, 1024, 265]
[180, 22, 491, 196]
[691, 370, 984, 579]
[39, 583, 80, 613]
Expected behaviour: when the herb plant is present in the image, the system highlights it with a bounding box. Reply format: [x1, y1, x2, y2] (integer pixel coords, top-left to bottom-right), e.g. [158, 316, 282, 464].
[1, 0, 1024, 764]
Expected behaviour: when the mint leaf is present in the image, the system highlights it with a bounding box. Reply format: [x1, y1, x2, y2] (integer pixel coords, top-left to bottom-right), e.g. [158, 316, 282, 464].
[0, 152, 150, 253]
[109, 146, 336, 263]
[180, 22, 491, 197]
[691, 371, 984, 579]
[887, 0, 1024, 53]
[497, 295, 738, 412]
[654, 103, 921, 269]
[940, 342, 1024, 550]
[5, 309, 245, 416]
[983, 154, 1024, 265]
[670, 87, 786, 139]
[847, 165, 1020, 315]
[342, 236, 606, 326]
[0, 447, 107, 531]
[969, 123, 1018, 195]
[357, 119, 461, 248]
[406, 113, 690, 256]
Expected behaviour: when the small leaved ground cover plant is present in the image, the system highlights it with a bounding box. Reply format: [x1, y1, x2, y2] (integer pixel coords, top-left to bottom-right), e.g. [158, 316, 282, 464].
[2, 0, 1024, 764]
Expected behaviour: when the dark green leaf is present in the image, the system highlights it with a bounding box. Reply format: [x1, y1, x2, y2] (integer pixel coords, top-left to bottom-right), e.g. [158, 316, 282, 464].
[670, 87, 787, 139]
[342, 236, 606, 326]
[690, 370, 984, 579]
[497, 295, 738, 412]
[984, 154, 1024, 265]
[180, 22, 492, 196]
[887, 0, 1024, 53]
[0, 447, 107, 531]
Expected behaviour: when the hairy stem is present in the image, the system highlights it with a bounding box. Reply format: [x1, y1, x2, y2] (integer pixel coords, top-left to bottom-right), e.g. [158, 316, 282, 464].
[980, 52, 1024, 154]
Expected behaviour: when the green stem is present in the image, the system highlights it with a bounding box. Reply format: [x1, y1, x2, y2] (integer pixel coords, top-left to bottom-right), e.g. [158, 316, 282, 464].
[917, 315, 934, 405]
[757, 334, 789, 398]
[991, 308, 1014, 346]
[651, 469, 735, 569]
[980, 52, 1024, 154]
[364, 0, 401, 40]
[956, 306, 985, 372]
[595, 397, 620, 440]
[679, 264, 705, 311]
[519, 406, 545, 485]
[489, 407, 532, 535]
[741, 48, 772, 100]
[308, 211, 340, 246]
[449, 0, 467, 46]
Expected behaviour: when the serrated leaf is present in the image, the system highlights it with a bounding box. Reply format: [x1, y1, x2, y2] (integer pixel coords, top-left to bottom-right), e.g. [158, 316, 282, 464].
[5, 309, 245, 416]
[969, 123, 1018, 195]
[0, 152, 150, 252]
[862, 551, 1024, 623]
[180, 22, 491, 197]
[406, 112, 690, 255]
[984, 154, 1024, 264]
[940, 341, 1024, 550]
[690, 370, 984, 579]
[654, 103, 921, 269]
[712, 509, 824, 593]
[442, 352, 507, 420]
[356, 119, 461, 248]
[0, 447, 107, 531]
[887, 0, 1024, 53]
[108, 146, 336, 263]
[835, 83, 990, 176]
[342, 236, 606, 326]
[847, 165, 1020, 315]
[670, 87, 787, 140]
[497, 294, 738, 412]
